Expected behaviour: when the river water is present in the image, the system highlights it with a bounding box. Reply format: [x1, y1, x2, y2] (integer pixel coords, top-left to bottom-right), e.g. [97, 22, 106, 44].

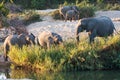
[0, 67, 120, 80]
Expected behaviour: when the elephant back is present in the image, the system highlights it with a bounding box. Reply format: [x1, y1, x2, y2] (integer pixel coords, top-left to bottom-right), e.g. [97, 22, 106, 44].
[59, 6, 72, 15]
[4, 34, 19, 46]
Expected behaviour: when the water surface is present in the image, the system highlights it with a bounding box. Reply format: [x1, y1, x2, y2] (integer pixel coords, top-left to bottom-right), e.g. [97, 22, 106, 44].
[0, 67, 120, 80]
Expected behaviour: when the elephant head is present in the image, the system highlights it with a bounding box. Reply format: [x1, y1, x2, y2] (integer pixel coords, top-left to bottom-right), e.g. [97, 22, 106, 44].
[76, 16, 115, 43]
[25, 33, 35, 45]
[76, 19, 89, 42]
[72, 5, 80, 17]
[52, 32, 63, 45]
[65, 10, 79, 22]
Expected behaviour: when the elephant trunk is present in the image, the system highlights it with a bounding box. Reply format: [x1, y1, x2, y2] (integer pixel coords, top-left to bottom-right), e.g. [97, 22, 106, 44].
[30, 40, 35, 45]
[36, 38, 40, 45]
[76, 26, 82, 42]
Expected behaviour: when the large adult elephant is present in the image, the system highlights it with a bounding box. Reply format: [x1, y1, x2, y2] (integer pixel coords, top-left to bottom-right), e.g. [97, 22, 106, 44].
[3, 33, 35, 61]
[59, 5, 79, 20]
[76, 16, 115, 43]
[37, 31, 63, 49]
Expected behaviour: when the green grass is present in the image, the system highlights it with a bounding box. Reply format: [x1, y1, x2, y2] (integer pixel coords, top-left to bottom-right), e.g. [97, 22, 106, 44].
[7, 35, 120, 72]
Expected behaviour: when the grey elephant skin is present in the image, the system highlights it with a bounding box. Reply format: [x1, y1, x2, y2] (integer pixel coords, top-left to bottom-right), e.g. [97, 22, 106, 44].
[3, 33, 35, 61]
[59, 5, 79, 20]
[37, 31, 63, 49]
[65, 10, 79, 22]
[76, 16, 115, 43]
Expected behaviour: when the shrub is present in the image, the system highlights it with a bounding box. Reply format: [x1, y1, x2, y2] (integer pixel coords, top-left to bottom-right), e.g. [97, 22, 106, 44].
[7, 35, 120, 72]
[79, 6, 95, 18]
[0, 2, 9, 17]
[50, 10, 62, 20]
[21, 10, 42, 25]
[105, 3, 120, 10]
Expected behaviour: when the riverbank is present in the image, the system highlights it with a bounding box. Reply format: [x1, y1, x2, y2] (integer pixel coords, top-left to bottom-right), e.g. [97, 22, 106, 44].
[1, 10, 120, 72]
[7, 34, 120, 72]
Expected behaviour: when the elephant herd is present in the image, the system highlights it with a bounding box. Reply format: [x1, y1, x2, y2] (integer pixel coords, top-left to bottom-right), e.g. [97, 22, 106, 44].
[3, 6, 117, 61]
[59, 5, 79, 21]
[3, 31, 63, 61]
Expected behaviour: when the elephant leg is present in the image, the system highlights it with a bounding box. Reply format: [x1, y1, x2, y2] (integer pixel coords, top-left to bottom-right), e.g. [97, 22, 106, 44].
[89, 30, 97, 43]
[65, 17, 67, 22]
[72, 17, 75, 21]
[60, 14, 64, 20]
[47, 42, 51, 49]
[69, 17, 72, 22]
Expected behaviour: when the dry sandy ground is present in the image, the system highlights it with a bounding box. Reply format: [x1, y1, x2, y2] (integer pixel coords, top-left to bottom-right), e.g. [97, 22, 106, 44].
[26, 9, 120, 41]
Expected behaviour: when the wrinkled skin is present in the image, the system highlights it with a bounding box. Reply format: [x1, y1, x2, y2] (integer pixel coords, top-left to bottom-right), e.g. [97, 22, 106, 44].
[65, 10, 79, 22]
[37, 31, 63, 49]
[59, 5, 79, 20]
[3, 33, 35, 61]
[76, 16, 115, 43]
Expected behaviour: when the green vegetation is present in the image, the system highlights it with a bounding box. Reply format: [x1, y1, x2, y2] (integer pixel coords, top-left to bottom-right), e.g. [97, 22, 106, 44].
[20, 10, 41, 25]
[0, 1, 9, 28]
[11, 0, 120, 10]
[0, 44, 3, 54]
[8, 35, 120, 72]
[1, 0, 120, 73]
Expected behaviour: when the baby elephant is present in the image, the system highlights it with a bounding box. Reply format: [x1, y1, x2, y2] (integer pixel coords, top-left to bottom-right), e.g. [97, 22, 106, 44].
[59, 5, 79, 20]
[3, 33, 35, 61]
[65, 10, 79, 22]
[37, 31, 63, 49]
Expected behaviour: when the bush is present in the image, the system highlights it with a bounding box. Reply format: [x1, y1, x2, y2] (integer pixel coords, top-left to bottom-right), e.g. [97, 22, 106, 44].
[105, 3, 120, 10]
[50, 10, 62, 20]
[79, 6, 95, 18]
[21, 10, 42, 25]
[8, 35, 120, 72]
[0, 2, 9, 17]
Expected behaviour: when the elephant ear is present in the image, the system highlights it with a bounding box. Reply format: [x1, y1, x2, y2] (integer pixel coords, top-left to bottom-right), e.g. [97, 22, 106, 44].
[29, 33, 35, 39]
[86, 22, 96, 32]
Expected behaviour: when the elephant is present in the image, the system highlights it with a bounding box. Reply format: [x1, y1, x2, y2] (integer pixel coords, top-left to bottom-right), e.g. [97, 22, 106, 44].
[3, 33, 35, 61]
[76, 16, 115, 43]
[65, 10, 79, 22]
[37, 31, 63, 49]
[59, 5, 79, 20]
